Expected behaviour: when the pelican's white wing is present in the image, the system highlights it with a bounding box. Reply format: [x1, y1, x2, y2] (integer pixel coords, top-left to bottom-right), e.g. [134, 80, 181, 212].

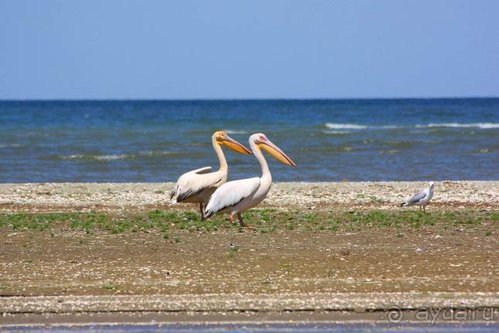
[171, 166, 224, 202]
[187, 166, 213, 175]
[204, 177, 261, 217]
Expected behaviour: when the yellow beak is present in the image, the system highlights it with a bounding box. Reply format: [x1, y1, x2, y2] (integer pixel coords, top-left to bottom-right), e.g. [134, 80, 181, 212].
[259, 140, 296, 167]
[223, 136, 252, 154]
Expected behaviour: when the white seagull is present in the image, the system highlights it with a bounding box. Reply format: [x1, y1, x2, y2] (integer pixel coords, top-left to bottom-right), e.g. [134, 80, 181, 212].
[204, 133, 296, 227]
[400, 181, 435, 212]
[170, 131, 252, 220]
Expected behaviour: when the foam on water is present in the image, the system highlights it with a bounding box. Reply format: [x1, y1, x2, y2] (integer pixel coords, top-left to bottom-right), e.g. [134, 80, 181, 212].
[325, 123, 368, 130]
[0, 143, 23, 148]
[60, 154, 129, 161]
[418, 123, 499, 129]
[326, 123, 499, 130]
[224, 129, 248, 134]
[59, 151, 173, 161]
[322, 130, 351, 135]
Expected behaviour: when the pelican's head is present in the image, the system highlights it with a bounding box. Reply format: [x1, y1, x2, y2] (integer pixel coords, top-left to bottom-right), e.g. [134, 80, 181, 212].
[251, 133, 296, 167]
[429, 181, 435, 188]
[213, 131, 252, 154]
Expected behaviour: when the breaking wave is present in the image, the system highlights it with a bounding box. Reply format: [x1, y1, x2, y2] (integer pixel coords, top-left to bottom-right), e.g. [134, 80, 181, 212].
[325, 123, 368, 130]
[322, 130, 351, 135]
[325, 122, 499, 130]
[59, 151, 172, 161]
[224, 129, 248, 135]
[0, 143, 23, 148]
[324, 123, 402, 130]
[416, 123, 499, 129]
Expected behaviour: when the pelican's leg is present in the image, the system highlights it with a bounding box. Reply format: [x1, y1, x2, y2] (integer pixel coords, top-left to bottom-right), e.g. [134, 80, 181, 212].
[229, 212, 236, 224]
[237, 213, 246, 227]
[199, 203, 205, 221]
[423, 205, 426, 213]
[237, 212, 255, 229]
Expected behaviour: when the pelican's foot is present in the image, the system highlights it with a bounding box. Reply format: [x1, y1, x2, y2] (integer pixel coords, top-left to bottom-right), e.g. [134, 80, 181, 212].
[241, 224, 256, 230]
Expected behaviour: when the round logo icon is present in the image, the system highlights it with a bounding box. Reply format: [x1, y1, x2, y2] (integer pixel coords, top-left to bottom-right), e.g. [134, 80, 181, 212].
[387, 306, 403, 323]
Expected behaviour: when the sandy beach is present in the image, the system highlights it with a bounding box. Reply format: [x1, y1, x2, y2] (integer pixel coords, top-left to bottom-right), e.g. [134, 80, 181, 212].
[1, 181, 498, 212]
[0, 181, 498, 326]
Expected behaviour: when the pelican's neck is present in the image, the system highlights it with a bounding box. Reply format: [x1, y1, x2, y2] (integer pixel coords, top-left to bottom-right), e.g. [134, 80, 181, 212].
[213, 139, 228, 172]
[251, 141, 271, 182]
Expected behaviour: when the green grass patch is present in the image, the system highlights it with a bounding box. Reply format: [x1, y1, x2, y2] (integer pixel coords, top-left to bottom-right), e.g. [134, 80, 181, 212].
[0, 208, 495, 234]
[102, 282, 119, 291]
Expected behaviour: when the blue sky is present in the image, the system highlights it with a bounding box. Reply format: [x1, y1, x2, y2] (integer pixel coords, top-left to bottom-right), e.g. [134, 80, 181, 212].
[0, 0, 498, 99]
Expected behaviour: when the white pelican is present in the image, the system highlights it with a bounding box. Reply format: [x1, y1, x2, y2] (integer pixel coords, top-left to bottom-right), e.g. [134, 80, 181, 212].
[204, 133, 296, 227]
[400, 181, 435, 212]
[170, 131, 252, 219]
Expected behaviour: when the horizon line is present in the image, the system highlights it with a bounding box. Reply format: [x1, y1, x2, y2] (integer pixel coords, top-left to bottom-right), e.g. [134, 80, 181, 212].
[1, 96, 498, 102]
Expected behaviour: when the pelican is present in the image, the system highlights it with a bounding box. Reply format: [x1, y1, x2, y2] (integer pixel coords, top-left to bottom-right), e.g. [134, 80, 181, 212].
[400, 181, 435, 212]
[170, 131, 252, 219]
[204, 133, 296, 227]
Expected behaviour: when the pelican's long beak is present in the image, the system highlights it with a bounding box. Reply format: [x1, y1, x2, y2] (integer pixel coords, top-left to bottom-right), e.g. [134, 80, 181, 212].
[259, 139, 296, 167]
[223, 135, 252, 154]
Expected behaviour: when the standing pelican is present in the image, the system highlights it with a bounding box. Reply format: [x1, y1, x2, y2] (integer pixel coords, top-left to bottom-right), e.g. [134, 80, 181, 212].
[204, 133, 296, 227]
[170, 131, 252, 220]
[400, 181, 435, 212]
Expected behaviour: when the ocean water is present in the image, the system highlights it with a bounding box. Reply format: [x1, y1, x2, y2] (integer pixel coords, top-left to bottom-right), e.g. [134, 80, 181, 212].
[3, 323, 499, 333]
[0, 98, 498, 183]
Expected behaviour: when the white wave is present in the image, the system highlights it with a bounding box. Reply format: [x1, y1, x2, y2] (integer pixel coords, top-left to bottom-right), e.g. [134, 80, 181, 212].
[378, 125, 403, 129]
[0, 143, 23, 148]
[61, 154, 128, 161]
[94, 154, 128, 161]
[325, 122, 499, 131]
[322, 130, 351, 135]
[59, 154, 82, 160]
[224, 129, 248, 135]
[138, 150, 172, 156]
[60, 151, 173, 161]
[325, 123, 368, 130]
[324, 123, 403, 130]
[416, 123, 499, 129]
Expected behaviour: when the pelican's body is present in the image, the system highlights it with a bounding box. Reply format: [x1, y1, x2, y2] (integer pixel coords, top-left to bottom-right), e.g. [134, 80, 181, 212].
[170, 131, 251, 219]
[204, 133, 296, 226]
[401, 181, 435, 212]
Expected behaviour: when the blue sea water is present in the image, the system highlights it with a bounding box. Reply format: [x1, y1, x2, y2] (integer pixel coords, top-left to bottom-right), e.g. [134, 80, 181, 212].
[0, 98, 498, 183]
[3, 323, 498, 333]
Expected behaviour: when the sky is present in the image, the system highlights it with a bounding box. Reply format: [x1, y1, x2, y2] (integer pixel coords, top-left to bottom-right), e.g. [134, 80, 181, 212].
[0, 0, 498, 100]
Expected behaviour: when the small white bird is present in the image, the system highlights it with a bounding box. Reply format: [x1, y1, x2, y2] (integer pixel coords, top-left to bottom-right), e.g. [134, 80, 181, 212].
[170, 131, 252, 220]
[204, 133, 296, 227]
[400, 181, 435, 212]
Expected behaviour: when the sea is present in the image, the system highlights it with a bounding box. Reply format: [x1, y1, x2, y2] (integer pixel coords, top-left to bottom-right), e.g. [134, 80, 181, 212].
[2, 323, 498, 333]
[0, 98, 498, 183]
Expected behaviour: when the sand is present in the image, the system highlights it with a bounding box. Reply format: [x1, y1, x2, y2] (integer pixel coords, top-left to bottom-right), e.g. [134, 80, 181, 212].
[0, 181, 498, 212]
[0, 181, 497, 326]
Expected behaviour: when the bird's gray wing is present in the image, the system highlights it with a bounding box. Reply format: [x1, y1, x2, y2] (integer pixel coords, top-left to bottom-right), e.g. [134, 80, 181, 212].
[407, 190, 427, 204]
